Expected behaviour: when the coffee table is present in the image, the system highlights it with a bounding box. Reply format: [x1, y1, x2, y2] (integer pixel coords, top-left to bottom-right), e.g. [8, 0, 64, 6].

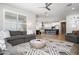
[30, 39, 46, 49]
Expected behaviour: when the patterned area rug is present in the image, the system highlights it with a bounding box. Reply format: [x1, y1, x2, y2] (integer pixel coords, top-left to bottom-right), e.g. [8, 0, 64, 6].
[13, 40, 74, 55]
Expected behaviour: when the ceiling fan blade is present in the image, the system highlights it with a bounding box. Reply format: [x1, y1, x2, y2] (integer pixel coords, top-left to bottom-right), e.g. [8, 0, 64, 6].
[48, 3, 52, 6]
[66, 3, 72, 6]
[45, 3, 48, 6]
[38, 3, 51, 11]
[45, 3, 52, 7]
[46, 7, 51, 11]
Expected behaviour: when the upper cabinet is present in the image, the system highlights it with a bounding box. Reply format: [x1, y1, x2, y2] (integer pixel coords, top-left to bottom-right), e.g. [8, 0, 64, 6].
[3, 9, 27, 31]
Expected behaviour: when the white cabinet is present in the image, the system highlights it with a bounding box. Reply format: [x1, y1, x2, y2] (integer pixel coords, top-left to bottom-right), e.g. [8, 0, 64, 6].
[3, 9, 27, 31]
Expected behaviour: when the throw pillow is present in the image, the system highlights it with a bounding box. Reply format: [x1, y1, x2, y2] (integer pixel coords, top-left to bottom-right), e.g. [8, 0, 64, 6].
[0, 37, 6, 50]
[0, 30, 10, 38]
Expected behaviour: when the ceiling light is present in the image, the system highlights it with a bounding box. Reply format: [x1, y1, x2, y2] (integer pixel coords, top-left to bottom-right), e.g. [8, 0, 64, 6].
[72, 7, 75, 10]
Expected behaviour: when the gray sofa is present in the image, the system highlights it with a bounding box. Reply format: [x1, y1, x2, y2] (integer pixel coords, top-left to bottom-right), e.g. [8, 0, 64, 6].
[65, 33, 79, 43]
[6, 31, 36, 46]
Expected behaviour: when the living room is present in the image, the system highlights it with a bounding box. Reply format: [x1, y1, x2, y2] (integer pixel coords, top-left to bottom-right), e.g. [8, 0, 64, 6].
[0, 3, 79, 55]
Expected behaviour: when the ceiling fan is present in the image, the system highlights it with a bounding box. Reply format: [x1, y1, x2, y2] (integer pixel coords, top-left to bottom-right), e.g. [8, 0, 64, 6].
[38, 3, 52, 11]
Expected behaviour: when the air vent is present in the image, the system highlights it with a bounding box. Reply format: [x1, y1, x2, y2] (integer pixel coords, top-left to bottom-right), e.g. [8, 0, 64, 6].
[66, 3, 72, 6]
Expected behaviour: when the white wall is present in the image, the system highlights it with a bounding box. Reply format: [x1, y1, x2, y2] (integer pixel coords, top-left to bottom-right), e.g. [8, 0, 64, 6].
[36, 22, 60, 30]
[0, 4, 36, 34]
[36, 16, 60, 30]
[66, 14, 79, 33]
[44, 22, 60, 29]
[27, 13, 36, 34]
[0, 8, 3, 31]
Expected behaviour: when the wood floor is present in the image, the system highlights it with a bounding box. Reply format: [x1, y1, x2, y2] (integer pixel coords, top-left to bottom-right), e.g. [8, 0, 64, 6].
[36, 33, 65, 41]
[36, 33, 79, 55]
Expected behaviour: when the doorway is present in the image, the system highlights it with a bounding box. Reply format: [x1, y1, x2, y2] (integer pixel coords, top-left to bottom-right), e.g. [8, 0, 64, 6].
[61, 22, 66, 34]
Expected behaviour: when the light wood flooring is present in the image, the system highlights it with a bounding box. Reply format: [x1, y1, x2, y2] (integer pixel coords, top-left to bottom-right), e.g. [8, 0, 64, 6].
[36, 33, 79, 55]
[36, 33, 65, 41]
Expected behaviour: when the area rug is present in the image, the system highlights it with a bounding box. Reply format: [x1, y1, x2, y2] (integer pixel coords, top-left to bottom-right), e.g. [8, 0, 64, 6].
[13, 40, 74, 55]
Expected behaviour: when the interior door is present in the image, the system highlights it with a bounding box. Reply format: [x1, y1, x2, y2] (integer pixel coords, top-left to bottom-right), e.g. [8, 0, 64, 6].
[61, 22, 66, 34]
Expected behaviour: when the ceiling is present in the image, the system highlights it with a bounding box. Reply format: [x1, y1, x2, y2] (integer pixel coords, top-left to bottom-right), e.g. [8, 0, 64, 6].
[1, 3, 79, 21]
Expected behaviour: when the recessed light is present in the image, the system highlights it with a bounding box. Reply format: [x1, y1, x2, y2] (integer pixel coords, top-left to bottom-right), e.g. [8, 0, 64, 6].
[72, 7, 75, 10]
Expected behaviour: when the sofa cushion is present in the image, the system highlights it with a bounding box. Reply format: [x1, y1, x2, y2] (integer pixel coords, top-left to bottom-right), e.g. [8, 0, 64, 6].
[7, 39, 25, 46]
[25, 34, 36, 38]
[7, 35, 26, 40]
[9, 31, 27, 36]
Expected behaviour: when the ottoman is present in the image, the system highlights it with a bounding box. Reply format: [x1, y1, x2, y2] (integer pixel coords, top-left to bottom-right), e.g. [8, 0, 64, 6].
[30, 39, 46, 49]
